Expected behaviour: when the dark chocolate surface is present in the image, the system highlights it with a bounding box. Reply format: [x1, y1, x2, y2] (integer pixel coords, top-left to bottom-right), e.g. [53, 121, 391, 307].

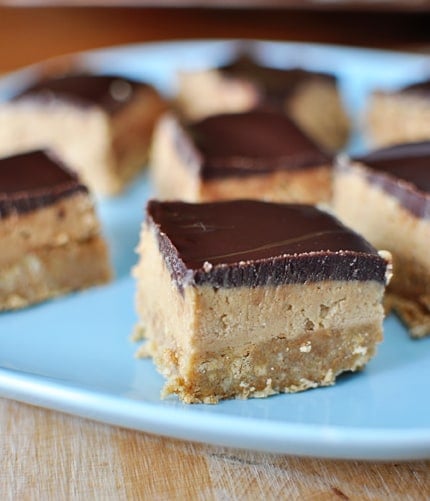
[187, 111, 331, 179]
[13, 74, 146, 114]
[147, 199, 387, 289]
[220, 54, 336, 107]
[352, 141, 430, 219]
[0, 150, 87, 218]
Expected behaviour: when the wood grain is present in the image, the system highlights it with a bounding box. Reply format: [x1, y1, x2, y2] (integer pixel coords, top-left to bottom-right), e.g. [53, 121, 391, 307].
[1, 398, 429, 499]
[3, 0, 430, 11]
[1, 7, 430, 73]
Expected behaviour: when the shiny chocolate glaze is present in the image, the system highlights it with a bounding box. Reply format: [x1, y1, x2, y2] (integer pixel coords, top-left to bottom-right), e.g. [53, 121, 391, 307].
[352, 141, 430, 219]
[186, 111, 331, 179]
[13, 74, 145, 114]
[0, 150, 87, 217]
[220, 54, 336, 107]
[147, 199, 388, 289]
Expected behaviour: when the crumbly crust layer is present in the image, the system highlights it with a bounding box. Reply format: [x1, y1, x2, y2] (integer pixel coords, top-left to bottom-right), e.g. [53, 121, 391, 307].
[146, 323, 381, 404]
[0, 235, 111, 310]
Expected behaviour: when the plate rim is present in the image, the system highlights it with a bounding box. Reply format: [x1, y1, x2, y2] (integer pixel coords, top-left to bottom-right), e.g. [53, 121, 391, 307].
[1, 366, 430, 461]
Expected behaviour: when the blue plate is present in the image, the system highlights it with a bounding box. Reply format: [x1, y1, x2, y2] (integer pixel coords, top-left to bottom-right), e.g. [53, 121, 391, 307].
[1, 41, 430, 460]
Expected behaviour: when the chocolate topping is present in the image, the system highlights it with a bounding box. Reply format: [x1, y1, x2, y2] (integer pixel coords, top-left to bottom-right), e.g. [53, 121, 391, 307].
[220, 54, 336, 108]
[13, 74, 145, 114]
[187, 111, 331, 179]
[352, 141, 430, 219]
[147, 199, 388, 289]
[0, 150, 87, 218]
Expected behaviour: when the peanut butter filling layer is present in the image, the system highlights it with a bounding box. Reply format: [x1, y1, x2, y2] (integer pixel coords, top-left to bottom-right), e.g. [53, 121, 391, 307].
[0, 191, 100, 269]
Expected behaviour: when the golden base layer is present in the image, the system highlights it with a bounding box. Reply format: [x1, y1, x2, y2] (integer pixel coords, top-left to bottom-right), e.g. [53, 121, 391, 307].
[0, 88, 167, 195]
[138, 323, 380, 404]
[333, 164, 430, 337]
[177, 70, 350, 151]
[366, 92, 430, 147]
[134, 225, 385, 404]
[0, 237, 111, 310]
[150, 114, 332, 204]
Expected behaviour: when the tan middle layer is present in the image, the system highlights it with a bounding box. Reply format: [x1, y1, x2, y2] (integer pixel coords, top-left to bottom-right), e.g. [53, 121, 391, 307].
[0, 192, 100, 268]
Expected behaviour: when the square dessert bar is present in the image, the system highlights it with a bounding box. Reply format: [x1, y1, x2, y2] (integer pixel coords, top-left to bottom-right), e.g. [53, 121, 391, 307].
[177, 54, 350, 151]
[0, 150, 111, 310]
[151, 110, 333, 204]
[367, 79, 430, 147]
[134, 199, 391, 403]
[0, 74, 167, 195]
[333, 141, 430, 337]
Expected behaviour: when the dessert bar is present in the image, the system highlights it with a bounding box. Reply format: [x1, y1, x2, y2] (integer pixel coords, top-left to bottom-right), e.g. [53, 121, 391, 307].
[134, 199, 391, 403]
[177, 54, 350, 151]
[333, 141, 430, 337]
[367, 78, 430, 147]
[0, 74, 167, 195]
[151, 110, 332, 204]
[0, 150, 111, 310]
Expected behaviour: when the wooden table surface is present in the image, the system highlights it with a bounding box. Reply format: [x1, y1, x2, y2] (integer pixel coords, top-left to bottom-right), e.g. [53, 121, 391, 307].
[1, 6, 430, 499]
[2, 7, 430, 73]
[2, 398, 430, 499]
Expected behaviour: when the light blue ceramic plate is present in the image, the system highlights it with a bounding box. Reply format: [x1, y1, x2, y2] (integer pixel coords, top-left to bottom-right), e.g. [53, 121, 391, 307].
[1, 41, 430, 461]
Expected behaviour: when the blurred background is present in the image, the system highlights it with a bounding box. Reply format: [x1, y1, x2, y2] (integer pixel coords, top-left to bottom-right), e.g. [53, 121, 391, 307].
[1, 2, 430, 73]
